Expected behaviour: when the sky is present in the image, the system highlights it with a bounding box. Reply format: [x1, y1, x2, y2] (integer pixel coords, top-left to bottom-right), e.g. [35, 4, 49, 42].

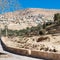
[0, 0, 60, 14]
[19, 0, 60, 9]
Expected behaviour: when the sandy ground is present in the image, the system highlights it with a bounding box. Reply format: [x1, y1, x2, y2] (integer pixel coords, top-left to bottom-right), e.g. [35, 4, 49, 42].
[5, 34, 60, 52]
[0, 39, 47, 60]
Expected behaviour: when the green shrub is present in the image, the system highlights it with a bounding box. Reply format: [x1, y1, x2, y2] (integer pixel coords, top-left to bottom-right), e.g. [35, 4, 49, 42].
[1, 24, 47, 36]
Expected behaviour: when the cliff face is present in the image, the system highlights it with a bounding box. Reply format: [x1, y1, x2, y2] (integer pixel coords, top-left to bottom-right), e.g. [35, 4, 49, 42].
[0, 8, 60, 30]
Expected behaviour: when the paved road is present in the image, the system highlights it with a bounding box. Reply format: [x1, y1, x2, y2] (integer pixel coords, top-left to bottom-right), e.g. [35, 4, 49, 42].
[0, 39, 47, 60]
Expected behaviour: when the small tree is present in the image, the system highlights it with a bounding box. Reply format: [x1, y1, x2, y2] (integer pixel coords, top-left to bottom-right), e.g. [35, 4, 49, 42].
[54, 13, 60, 24]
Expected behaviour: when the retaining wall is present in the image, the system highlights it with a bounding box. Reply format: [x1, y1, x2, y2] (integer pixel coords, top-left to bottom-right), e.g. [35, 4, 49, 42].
[31, 50, 60, 60]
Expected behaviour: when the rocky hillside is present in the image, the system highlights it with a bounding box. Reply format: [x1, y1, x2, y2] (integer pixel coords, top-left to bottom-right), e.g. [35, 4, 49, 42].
[0, 8, 60, 30]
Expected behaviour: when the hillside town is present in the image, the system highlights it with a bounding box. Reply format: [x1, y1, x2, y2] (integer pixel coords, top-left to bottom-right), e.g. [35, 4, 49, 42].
[0, 8, 55, 30]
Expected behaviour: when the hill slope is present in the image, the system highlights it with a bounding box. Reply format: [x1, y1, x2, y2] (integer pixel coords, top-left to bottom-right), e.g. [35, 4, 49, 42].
[0, 8, 60, 30]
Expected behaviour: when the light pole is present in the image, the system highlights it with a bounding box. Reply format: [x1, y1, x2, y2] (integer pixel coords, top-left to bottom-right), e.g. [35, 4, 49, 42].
[5, 24, 8, 37]
[4, 18, 8, 37]
[0, 25, 1, 38]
